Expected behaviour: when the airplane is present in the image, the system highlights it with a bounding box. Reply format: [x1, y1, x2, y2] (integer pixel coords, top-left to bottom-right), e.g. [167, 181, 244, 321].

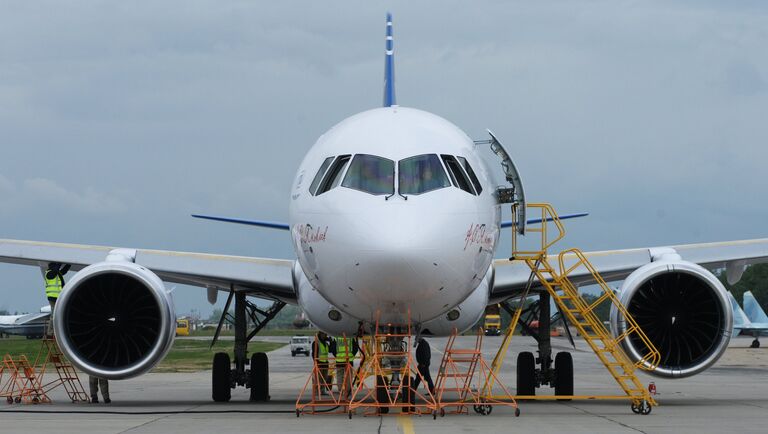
[740, 291, 768, 348]
[0, 305, 50, 339]
[0, 14, 767, 402]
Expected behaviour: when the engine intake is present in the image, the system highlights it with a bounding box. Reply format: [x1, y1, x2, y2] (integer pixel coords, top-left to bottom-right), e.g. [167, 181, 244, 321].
[53, 261, 175, 380]
[611, 259, 732, 378]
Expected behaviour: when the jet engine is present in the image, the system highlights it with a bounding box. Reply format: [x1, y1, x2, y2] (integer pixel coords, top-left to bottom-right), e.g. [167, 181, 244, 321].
[610, 258, 733, 378]
[53, 260, 175, 380]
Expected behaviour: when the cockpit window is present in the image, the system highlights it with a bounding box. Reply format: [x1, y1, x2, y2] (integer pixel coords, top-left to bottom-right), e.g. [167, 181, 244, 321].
[309, 157, 335, 196]
[457, 156, 482, 195]
[341, 154, 395, 195]
[316, 155, 351, 195]
[441, 155, 476, 195]
[398, 154, 451, 195]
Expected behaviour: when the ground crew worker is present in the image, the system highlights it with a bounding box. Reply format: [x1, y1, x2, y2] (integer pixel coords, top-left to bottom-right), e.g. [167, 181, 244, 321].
[331, 335, 358, 399]
[312, 331, 332, 395]
[89, 375, 110, 404]
[412, 337, 434, 394]
[43, 262, 70, 336]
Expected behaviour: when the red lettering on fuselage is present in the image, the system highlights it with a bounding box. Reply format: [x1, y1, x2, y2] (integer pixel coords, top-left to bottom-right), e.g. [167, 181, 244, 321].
[464, 223, 493, 251]
[298, 224, 328, 244]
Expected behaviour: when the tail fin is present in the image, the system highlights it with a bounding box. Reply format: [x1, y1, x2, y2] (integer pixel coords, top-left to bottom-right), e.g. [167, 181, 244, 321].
[743, 291, 768, 323]
[729, 291, 751, 330]
[383, 13, 396, 107]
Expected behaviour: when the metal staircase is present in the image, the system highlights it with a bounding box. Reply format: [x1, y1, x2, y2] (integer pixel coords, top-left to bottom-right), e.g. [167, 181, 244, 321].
[484, 203, 660, 414]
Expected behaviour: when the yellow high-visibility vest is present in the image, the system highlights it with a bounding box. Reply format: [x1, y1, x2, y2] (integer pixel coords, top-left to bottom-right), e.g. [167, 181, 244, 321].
[316, 339, 329, 363]
[335, 337, 353, 363]
[45, 272, 63, 299]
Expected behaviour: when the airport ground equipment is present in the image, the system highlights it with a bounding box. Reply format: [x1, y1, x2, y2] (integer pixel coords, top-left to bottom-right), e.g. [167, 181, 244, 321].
[1, 354, 47, 404]
[433, 328, 519, 417]
[481, 203, 659, 414]
[210, 286, 285, 402]
[34, 336, 90, 403]
[346, 316, 437, 418]
[295, 339, 350, 416]
[1, 335, 88, 404]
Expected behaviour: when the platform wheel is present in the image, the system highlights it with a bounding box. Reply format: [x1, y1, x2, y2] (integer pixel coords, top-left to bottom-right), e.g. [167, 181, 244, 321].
[348, 410, 353, 419]
[515, 407, 521, 417]
[440, 408, 445, 417]
[296, 409, 300, 418]
[14, 396, 21, 403]
[6, 396, 13, 404]
[751, 339, 760, 348]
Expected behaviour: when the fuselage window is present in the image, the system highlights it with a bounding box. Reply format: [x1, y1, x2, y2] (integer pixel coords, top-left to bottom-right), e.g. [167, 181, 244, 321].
[441, 155, 476, 195]
[341, 154, 395, 195]
[398, 154, 451, 195]
[309, 156, 335, 196]
[457, 156, 483, 195]
[316, 154, 351, 195]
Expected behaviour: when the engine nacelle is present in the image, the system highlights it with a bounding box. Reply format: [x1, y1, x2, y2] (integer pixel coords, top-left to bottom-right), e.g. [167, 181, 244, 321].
[610, 258, 733, 378]
[53, 261, 175, 380]
[420, 270, 490, 336]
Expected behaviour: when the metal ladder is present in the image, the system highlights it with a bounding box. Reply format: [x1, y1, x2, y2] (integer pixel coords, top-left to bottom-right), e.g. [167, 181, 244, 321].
[485, 203, 660, 413]
[37, 337, 90, 403]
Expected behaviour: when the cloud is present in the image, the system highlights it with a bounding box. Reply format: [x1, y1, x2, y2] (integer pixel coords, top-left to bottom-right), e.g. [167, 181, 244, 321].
[0, 175, 127, 216]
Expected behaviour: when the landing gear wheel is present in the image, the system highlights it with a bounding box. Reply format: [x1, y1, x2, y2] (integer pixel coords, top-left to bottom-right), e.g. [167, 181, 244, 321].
[516, 351, 536, 397]
[249, 352, 270, 401]
[751, 339, 760, 348]
[375, 375, 389, 413]
[212, 352, 231, 402]
[554, 352, 574, 400]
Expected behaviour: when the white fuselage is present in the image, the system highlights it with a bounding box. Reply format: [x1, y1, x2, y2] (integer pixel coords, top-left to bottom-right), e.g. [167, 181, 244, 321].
[288, 107, 501, 327]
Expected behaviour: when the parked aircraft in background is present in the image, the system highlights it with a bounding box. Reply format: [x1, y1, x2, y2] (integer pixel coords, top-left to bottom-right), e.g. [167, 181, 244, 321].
[733, 291, 768, 348]
[0, 14, 767, 402]
[0, 306, 49, 339]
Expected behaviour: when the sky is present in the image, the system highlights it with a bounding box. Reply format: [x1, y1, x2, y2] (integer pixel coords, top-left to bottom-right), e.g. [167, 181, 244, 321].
[1, 1, 767, 316]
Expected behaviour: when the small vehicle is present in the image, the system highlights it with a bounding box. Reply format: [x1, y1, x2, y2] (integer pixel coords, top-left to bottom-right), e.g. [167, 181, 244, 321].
[290, 336, 311, 357]
[176, 319, 190, 336]
[484, 314, 502, 336]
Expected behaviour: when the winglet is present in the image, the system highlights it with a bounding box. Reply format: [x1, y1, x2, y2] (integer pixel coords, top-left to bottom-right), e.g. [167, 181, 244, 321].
[383, 13, 396, 107]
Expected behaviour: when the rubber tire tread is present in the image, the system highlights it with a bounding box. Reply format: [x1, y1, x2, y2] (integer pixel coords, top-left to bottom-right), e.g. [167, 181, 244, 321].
[554, 352, 574, 399]
[516, 351, 536, 396]
[250, 352, 270, 401]
[212, 352, 231, 402]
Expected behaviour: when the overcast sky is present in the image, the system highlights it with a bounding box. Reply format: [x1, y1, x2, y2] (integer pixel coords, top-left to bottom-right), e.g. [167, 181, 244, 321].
[1, 1, 766, 316]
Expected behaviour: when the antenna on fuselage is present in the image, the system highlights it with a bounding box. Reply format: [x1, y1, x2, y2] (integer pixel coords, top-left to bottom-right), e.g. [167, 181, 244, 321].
[383, 12, 396, 107]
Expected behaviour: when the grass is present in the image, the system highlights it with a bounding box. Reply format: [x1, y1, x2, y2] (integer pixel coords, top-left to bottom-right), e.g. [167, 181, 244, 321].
[190, 328, 315, 337]
[0, 336, 285, 373]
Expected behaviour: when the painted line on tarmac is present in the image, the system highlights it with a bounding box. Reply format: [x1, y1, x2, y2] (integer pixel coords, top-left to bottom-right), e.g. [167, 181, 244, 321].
[397, 415, 415, 434]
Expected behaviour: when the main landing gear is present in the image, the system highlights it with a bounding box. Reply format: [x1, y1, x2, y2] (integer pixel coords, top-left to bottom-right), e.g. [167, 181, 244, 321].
[505, 292, 574, 399]
[210, 288, 285, 402]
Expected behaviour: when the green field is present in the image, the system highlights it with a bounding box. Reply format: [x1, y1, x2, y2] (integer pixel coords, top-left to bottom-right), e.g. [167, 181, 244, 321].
[0, 337, 284, 373]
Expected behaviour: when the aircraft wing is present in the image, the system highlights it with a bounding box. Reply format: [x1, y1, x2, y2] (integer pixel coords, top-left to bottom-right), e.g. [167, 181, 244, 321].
[491, 238, 768, 302]
[0, 239, 296, 301]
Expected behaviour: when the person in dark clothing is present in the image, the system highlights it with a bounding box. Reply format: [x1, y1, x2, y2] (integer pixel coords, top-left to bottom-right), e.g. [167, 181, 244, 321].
[412, 337, 434, 394]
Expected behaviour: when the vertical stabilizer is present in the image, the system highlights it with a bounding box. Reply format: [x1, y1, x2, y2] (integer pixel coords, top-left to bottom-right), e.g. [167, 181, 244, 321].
[743, 291, 768, 323]
[729, 291, 751, 332]
[383, 13, 396, 107]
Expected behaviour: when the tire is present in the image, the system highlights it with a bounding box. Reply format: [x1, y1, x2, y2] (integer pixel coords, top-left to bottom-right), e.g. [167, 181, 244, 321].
[249, 352, 270, 401]
[516, 351, 536, 397]
[291, 351, 296, 357]
[212, 352, 231, 402]
[554, 352, 574, 399]
[751, 339, 760, 348]
[376, 375, 389, 414]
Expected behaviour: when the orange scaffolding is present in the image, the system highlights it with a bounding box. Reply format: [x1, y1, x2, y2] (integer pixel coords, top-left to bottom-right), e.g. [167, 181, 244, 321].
[434, 328, 519, 417]
[346, 318, 437, 418]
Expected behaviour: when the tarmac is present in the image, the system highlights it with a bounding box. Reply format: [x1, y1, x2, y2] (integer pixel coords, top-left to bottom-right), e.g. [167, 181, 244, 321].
[2, 335, 767, 434]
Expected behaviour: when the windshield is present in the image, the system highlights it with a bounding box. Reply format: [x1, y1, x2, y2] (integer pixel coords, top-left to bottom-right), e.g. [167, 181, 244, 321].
[398, 154, 451, 195]
[341, 154, 395, 195]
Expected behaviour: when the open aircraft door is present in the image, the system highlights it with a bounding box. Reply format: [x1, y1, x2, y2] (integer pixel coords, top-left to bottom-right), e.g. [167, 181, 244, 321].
[477, 129, 526, 235]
